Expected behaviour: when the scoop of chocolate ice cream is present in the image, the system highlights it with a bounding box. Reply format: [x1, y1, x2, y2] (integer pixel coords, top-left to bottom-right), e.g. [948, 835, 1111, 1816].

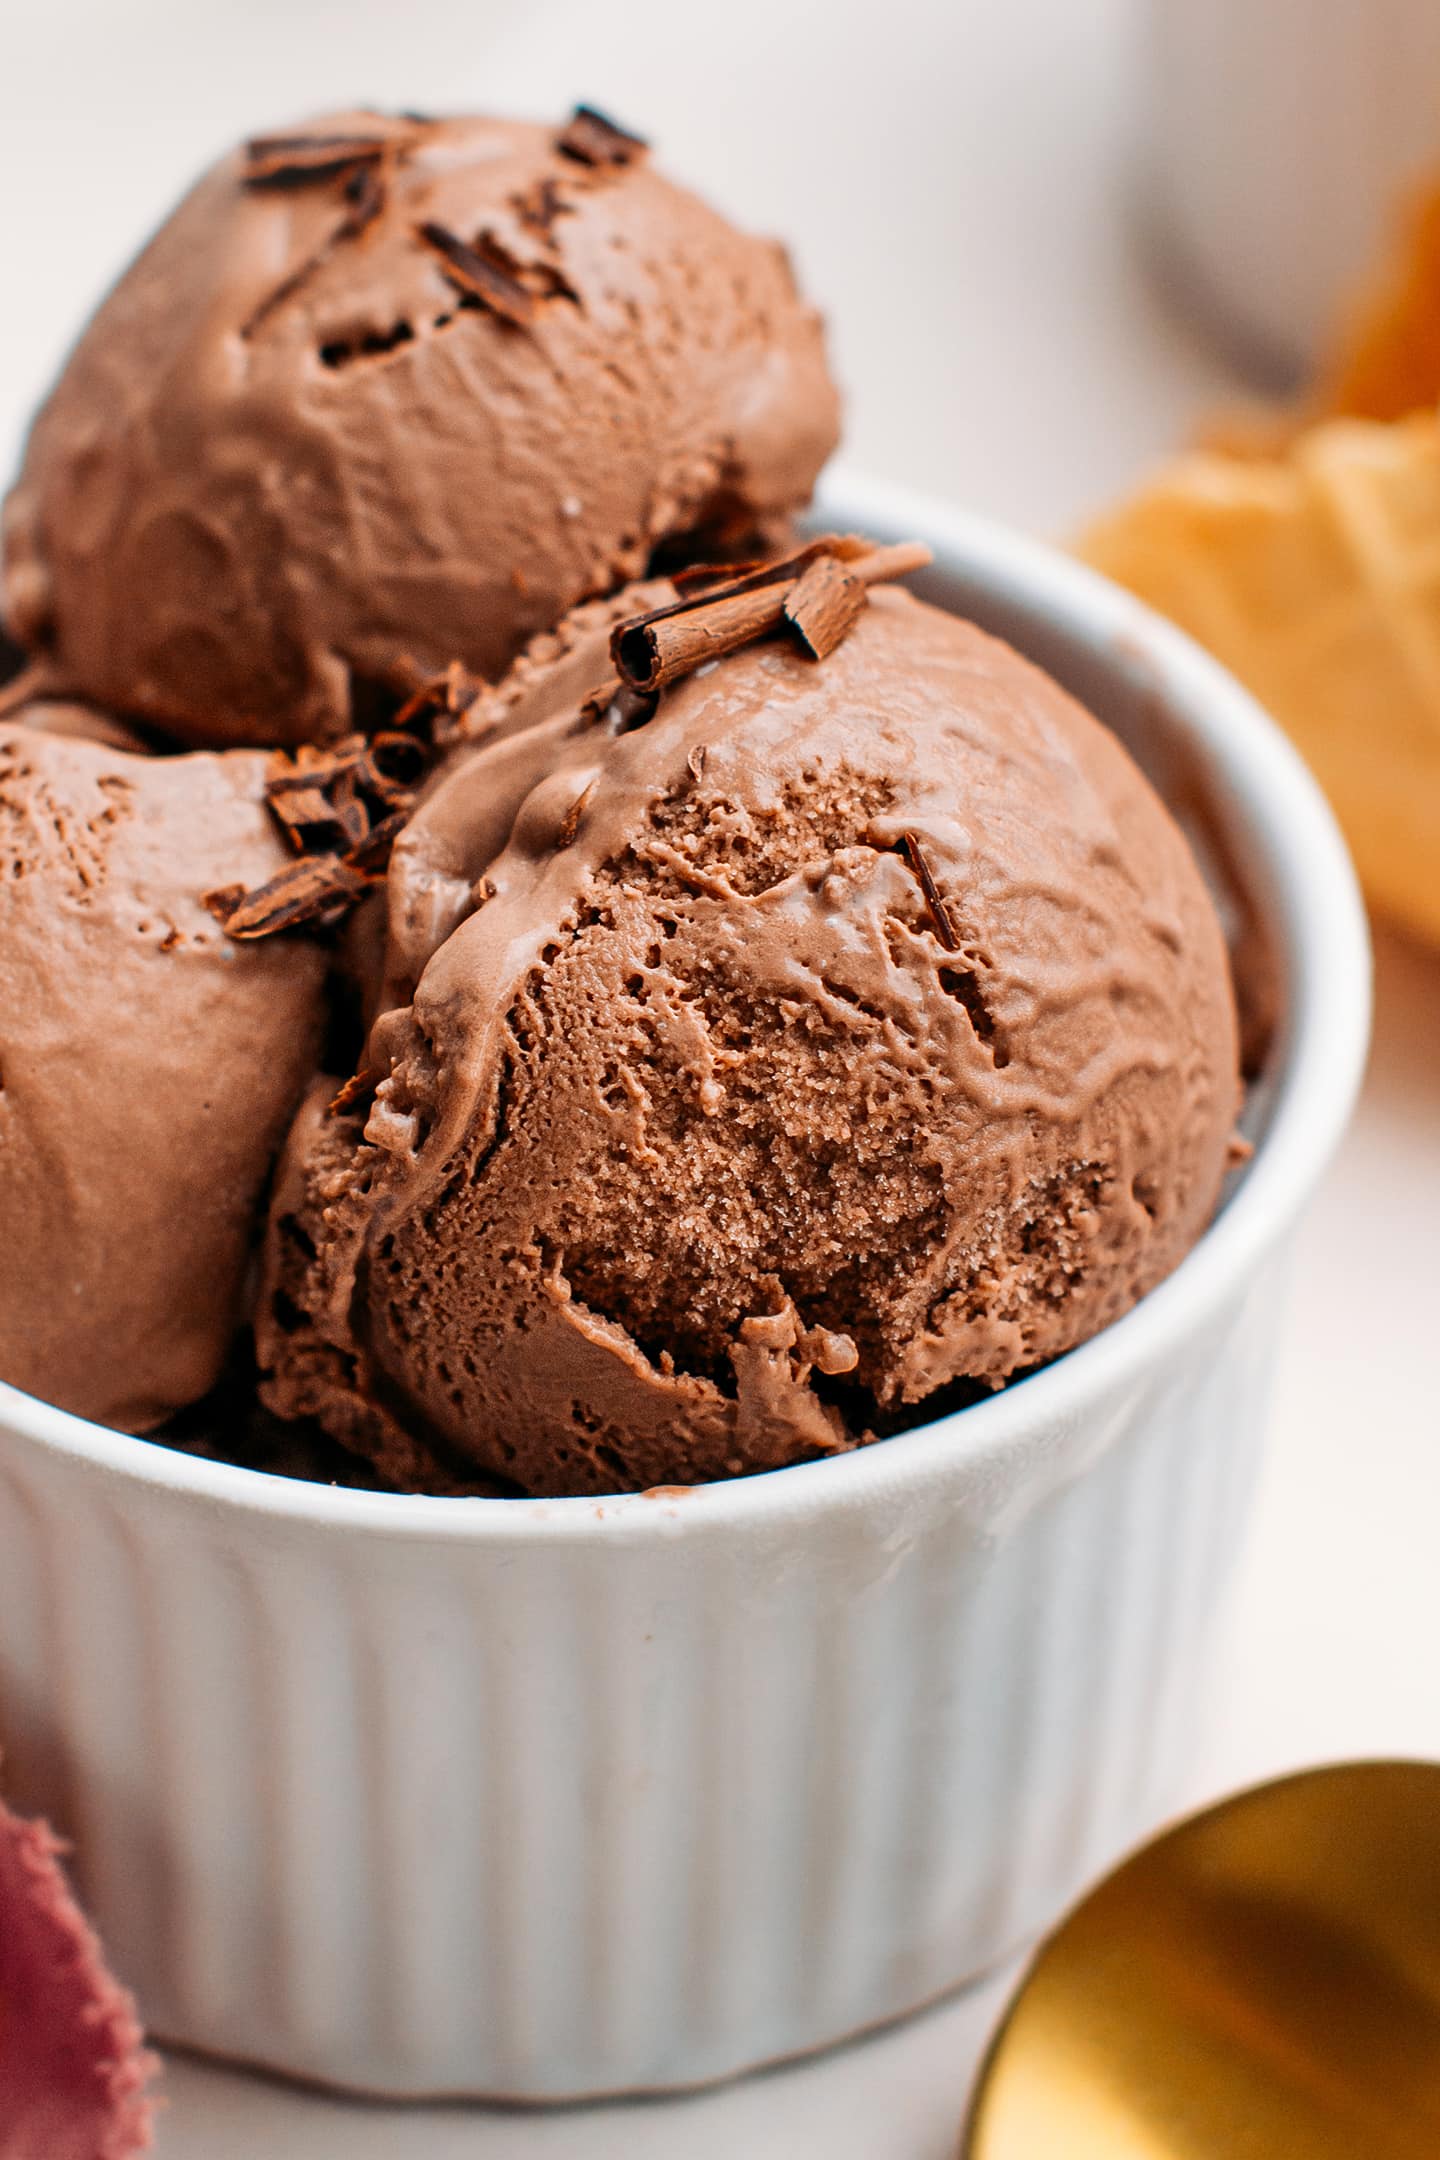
[257, 586, 1240, 1497]
[0, 709, 326, 1430]
[2, 109, 839, 749]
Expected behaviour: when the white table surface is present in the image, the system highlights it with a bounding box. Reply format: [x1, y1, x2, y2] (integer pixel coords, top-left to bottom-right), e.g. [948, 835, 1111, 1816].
[3, 1, 1438, 2152]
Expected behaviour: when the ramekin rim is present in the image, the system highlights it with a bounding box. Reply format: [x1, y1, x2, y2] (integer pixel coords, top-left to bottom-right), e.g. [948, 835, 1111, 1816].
[0, 469, 1371, 1540]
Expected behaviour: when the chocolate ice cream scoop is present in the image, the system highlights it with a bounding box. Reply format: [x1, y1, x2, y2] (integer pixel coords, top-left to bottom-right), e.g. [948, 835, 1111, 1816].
[1, 108, 839, 750]
[0, 1791, 157, 2157]
[0, 709, 326, 1430]
[258, 586, 1240, 1497]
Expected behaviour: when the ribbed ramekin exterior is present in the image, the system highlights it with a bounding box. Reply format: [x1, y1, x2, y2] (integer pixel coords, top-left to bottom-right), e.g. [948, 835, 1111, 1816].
[0, 1264, 1278, 2099]
[0, 478, 1371, 2098]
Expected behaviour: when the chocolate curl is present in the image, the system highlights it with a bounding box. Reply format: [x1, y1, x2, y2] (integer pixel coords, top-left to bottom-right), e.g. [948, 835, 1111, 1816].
[347, 808, 409, 870]
[213, 724, 432, 940]
[611, 535, 932, 693]
[242, 133, 392, 186]
[556, 105, 648, 168]
[391, 659, 484, 739]
[328, 1067, 381, 1117]
[208, 857, 373, 940]
[416, 222, 539, 327]
[783, 554, 865, 660]
[240, 151, 394, 338]
[899, 830, 960, 951]
[615, 582, 789, 693]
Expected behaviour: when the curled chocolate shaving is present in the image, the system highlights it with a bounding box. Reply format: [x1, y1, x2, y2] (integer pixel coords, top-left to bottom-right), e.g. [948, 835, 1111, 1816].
[611, 534, 932, 692]
[220, 719, 436, 940]
[202, 884, 248, 926]
[513, 174, 571, 233]
[265, 738, 366, 795]
[243, 133, 391, 186]
[241, 151, 393, 339]
[327, 1067, 380, 1118]
[391, 659, 484, 741]
[348, 807, 410, 871]
[416, 221, 538, 327]
[214, 856, 373, 940]
[358, 731, 428, 802]
[557, 105, 647, 168]
[339, 159, 388, 238]
[899, 831, 959, 952]
[555, 780, 596, 849]
[578, 678, 659, 734]
[783, 554, 865, 661]
[615, 582, 787, 694]
[266, 780, 354, 856]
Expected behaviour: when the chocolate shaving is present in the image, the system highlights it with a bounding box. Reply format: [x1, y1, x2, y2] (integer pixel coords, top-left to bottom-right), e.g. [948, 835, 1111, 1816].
[328, 765, 373, 850]
[347, 808, 410, 871]
[221, 720, 431, 938]
[263, 742, 367, 853]
[577, 677, 658, 735]
[416, 221, 538, 326]
[267, 781, 354, 855]
[240, 149, 393, 338]
[358, 731, 428, 802]
[215, 856, 373, 940]
[243, 133, 391, 186]
[513, 175, 570, 233]
[391, 659, 483, 741]
[339, 158, 388, 237]
[327, 1067, 380, 1117]
[555, 780, 595, 849]
[615, 582, 788, 693]
[202, 884, 248, 925]
[783, 554, 864, 661]
[900, 831, 959, 951]
[556, 105, 648, 168]
[265, 739, 365, 795]
[611, 534, 932, 692]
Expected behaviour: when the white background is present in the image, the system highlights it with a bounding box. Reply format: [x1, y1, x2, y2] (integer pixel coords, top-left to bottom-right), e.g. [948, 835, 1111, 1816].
[2, 2, 1438, 2152]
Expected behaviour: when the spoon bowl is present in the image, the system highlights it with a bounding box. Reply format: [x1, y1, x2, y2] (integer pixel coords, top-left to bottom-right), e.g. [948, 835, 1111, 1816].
[964, 1761, 1440, 2159]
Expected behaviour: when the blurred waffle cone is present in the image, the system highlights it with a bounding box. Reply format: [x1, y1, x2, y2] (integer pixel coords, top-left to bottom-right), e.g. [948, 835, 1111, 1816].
[1316, 171, 1440, 422]
[1079, 415, 1440, 947]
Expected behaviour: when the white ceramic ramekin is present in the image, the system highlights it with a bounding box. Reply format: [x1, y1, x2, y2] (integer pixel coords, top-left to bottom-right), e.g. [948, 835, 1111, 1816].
[1140, 0, 1440, 378]
[0, 472, 1369, 2101]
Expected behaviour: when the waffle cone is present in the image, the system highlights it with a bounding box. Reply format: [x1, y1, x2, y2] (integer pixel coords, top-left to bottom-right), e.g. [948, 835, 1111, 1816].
[1079, 415, 1440, 947]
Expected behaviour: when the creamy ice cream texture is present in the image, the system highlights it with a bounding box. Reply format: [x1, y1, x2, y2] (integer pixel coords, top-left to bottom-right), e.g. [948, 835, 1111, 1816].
[0, 708, 326, 1431]
[259, 585, 1241, 1497]
[1, 108, 840, 749]
[0, 1788, 156, 2157]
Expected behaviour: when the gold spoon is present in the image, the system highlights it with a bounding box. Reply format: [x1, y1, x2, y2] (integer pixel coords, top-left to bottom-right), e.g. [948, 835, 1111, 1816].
[962, 1761, 1440, 2159]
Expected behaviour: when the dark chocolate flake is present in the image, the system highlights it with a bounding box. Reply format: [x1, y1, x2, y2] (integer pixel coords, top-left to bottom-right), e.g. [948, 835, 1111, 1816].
[578, 677, 658, 734]
[339, 158, 388, 236]
[347, 808, 410, 872]
[556, 104, 648, 168]
[900, 831, 959, 952]
[555, 780, 596, 848]
[267, 781, 354, 855]
[243, 133, 391, 186]
[358, 731, 428, 802]
[784, 554, 865, 661]
[416, 221, 539, 326]
[217, 856, 373, 940]
[327, 1066, 380, 1117]
[202, 883, 248, 925]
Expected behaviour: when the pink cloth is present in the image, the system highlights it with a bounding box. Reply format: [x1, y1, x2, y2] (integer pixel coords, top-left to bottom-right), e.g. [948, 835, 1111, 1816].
[0, 1799, 157, 2156]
